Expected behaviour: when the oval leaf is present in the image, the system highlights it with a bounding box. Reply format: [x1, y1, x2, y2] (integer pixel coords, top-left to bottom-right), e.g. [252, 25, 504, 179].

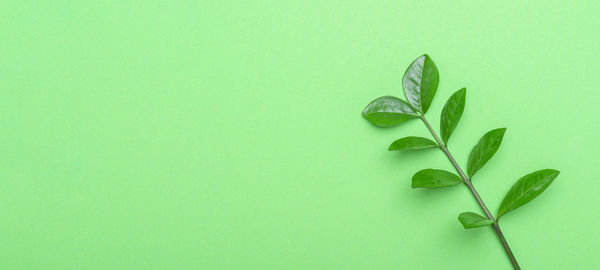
[412, 169, 462, 188]
[402, 54, 439, 114]
[497, 169, 560, 219]
[362, 96, 418, 127]
[440, 88, 466, 145]
[458, 212, 494, 229]
[388, 137, 438, 151]
[467, 128, 506, 178]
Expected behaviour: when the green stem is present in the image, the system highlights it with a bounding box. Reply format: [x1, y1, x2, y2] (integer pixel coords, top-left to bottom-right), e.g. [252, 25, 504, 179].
[420, 115, 521, 270]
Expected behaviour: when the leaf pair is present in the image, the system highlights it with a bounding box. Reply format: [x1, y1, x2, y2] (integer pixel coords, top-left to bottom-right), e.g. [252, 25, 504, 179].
[386, 137, 462, 189]
[363, 55, 467, 145]
[362, 55, 439, 127]
[399, 126, 507, 189]
[458, 169, 560, 229]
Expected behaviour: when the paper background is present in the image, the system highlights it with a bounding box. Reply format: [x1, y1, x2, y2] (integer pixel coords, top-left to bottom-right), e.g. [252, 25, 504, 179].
[2, 1, 599, 269]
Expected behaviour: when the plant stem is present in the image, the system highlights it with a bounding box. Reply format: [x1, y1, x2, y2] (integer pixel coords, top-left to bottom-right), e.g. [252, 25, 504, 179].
[420, 115, 521, 270]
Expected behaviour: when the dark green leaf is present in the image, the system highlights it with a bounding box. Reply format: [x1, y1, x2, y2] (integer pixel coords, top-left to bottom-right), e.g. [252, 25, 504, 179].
[458, 212, 494, 229]
[497, 169, 560, 219]
[402, 54, 439, 114]
[467, 128, 506, 178]
[388, 137, 438, 151]
[362, 96, 419, 127]
[412, 169, 462, 188]
[440, 88, 466, 145]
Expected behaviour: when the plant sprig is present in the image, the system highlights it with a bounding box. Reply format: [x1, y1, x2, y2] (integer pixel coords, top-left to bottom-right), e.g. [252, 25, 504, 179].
[362, 54, 560, 270]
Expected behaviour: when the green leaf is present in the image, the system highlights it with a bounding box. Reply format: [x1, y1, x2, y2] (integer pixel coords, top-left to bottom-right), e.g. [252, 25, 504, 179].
[362, 96, 419, 127]
[458, 212, 494, 229]
[440, 88, 466, 145]
[412, 169, 462, 188]
[402, 54, 439, 114]
[388, 137, 438, 151]
[467, 128, 507, 178]
[497, 169, 560, 219]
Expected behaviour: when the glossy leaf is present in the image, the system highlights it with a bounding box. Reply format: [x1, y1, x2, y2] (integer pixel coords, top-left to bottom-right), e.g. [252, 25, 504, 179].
[362, 96, 419, 127]
[388, 137, 438, 151]
[440, 88, 466, 145]
[458, 212, 494, 229]
[497, 169, 560, 219]
[412, 169, 462, 188]
[467, 128, 506, 178]
[402, 54, 439, 114]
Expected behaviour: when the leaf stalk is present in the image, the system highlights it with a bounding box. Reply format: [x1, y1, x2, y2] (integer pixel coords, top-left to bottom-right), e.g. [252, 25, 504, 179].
[420, 115, 521, 270]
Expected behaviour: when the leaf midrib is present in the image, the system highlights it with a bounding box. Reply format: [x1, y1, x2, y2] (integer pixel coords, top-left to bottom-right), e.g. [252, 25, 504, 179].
[500, 178, 548, 217]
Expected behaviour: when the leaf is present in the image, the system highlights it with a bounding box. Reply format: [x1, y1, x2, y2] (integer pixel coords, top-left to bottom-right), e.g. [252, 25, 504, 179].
[458, 212, 494, 229]
[467, 128, 506, 178]
[388, 137, 438, 151]
[402, 54, 440, 114]
[362, 96, 419, 127]
[412, 169, 462, 188]
[440, 88, 466, 145]
[497, 169, 560, 219]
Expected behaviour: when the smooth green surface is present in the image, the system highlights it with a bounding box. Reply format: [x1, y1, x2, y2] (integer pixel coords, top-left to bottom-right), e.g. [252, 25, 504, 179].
[440, 88, 466, 145]
[1, 1, 600, 269]
[402, 54, 439, 113]
[458, 212, 494, 229]
[468, 128, 507, 178]
[498, 169, 560, 219]
[362, 96, 418, 127]
[412, 169, 462, 188]
[388, 136, 438, 151]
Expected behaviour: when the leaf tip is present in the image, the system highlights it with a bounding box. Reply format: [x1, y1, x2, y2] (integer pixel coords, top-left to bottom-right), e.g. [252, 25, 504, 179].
[494, 127, 508, 138]
[361, 102, 372, 117]
[410, 176, 418, 188]
[547, 169, 560, 179]
[361, 110, 374, 124]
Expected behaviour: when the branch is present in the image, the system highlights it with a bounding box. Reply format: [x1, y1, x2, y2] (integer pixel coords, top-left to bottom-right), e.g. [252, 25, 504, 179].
[420, 115, 521, 270]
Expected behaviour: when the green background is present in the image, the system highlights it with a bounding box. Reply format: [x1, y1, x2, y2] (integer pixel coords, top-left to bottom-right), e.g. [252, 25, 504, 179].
[2, 1, 599, 269]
